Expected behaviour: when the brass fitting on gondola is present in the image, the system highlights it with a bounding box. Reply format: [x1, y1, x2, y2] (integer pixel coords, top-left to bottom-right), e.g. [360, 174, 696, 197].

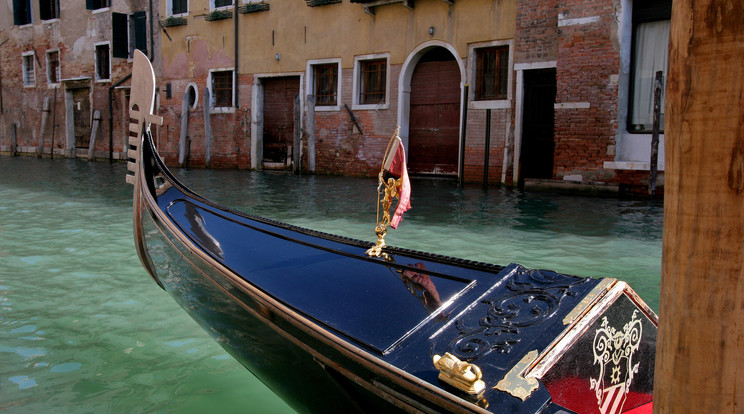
[433, 353, 486, 395]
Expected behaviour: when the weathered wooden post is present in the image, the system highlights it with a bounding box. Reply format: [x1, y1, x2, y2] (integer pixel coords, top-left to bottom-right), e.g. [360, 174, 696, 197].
[483, 109, 491, 189]
[203, 87, 212, 168]
[178, 89, 190, 167]
[87, 110, 101, 161]
[649, 71, 663, 196]
[305, 95, 315, 173]
[38, 97, 50, 158]
[654, 1, 744, 412]
[293, 94, 301, 174]
[10, 122, 17, 156]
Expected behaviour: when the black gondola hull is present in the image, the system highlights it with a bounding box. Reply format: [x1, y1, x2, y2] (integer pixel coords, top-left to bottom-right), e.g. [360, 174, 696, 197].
[127, 50, 657, 414]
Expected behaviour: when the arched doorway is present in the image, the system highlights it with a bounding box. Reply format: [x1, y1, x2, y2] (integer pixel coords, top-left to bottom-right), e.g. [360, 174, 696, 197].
[406, 47, 461, 176]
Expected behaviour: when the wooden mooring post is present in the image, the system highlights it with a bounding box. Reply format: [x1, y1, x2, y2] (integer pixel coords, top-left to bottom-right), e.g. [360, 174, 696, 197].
[649, 71, 662, 197]
[654, 1, 744, 412]
[38, 97, 51, 158]
[203, 87, 212, 168]
[178, 89, 189, 167]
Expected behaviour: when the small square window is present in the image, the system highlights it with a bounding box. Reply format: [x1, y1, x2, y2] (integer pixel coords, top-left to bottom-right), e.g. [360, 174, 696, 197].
[95, 44, 110, 81]
[313, 63, 337, 106]
[86, 0, 109, 9]
[22, 53, 35, 87]
[169, 0, 187, 16]
[39, 0, 59, 20]
[13, 0, 32, 25]
[46, 51, 60, 84]
[475, 46, 509, 101]
[210, 70, 234, 108]
[212, 0, 232, 9]
[359, 59, 386, 105]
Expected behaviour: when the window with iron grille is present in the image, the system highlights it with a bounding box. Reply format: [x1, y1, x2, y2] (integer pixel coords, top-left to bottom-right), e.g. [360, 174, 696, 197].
[211, 70, 233, 108]
[475, 46, 509, 100]
[313, 63, 337, 106]
[359, 59, 386, 105]
[22, 53, 35, 87]
[46, 51, 60, 84]
[95, 44, 110, 81]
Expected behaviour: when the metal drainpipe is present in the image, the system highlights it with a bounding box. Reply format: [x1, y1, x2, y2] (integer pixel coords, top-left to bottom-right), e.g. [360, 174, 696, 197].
[234, 0, 239, 108]
[149, 0, 154, 61]
[458, 85, 469, 188]
[109, 73, 132, 163]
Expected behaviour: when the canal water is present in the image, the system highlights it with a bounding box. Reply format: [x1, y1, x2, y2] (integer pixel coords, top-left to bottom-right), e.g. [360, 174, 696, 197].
[0, 156, 663, 413]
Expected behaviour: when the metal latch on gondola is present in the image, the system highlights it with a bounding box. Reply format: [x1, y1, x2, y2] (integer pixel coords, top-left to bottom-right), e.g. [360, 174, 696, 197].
[432, 353, 486, 395]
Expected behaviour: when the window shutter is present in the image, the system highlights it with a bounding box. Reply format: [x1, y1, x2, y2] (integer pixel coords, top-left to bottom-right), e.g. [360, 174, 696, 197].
[133, 11, 147, 56]
[85, 0, 94, 9]
[112, 13, 129, 59]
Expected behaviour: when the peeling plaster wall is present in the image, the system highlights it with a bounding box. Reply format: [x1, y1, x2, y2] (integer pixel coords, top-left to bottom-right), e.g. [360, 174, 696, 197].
[0, 0, 159, 160]
[158, 0, 517, 176]
[161, 1, 515, 78]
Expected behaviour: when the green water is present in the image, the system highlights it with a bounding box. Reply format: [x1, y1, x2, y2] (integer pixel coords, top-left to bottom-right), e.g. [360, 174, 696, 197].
[0, 156, 663, 413]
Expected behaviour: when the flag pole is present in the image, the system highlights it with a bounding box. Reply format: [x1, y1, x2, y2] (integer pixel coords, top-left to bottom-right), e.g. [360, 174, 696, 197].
[367, 128, 407, 258]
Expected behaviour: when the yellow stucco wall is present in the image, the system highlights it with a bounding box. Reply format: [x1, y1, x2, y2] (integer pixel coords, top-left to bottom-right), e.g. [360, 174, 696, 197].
[160, 0, 515, 79]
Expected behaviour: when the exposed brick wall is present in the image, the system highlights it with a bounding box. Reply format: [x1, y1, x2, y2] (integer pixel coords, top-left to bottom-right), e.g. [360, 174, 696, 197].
[516, 0, 558, 64]
[553, 0, 620, 181]
[0, 8, 146, 160]
[462, 108, 509, 184]
[0, 0, 658, 194]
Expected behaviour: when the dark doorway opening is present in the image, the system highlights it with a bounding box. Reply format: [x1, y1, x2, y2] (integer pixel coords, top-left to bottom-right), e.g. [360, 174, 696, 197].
[262, 76, 300, 168]
[72, 88, 91, 149]
[520, 68, 556, 181]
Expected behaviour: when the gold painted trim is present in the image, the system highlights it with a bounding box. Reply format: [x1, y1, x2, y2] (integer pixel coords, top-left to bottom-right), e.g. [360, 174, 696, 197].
[562, 278, 616, 325]
[493, 350, 539, 401]
[527, 283, 629, 379]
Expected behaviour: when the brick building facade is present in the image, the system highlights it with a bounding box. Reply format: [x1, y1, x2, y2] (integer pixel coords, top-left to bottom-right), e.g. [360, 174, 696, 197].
[1, 0, 671, 194]
[0, 0, 159, 161]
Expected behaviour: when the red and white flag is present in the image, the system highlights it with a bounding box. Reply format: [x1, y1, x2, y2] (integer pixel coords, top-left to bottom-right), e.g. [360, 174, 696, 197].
[383, 136, 411, 229]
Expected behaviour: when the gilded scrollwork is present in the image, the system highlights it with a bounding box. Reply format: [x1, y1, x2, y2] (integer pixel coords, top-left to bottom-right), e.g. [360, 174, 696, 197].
[446, 267, 590, 362]
[589, 310, 643, 414]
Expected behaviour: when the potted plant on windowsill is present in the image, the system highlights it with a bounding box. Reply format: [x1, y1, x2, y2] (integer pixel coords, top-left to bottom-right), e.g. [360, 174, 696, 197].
[238, 2, 269, 13]
[160, 16, 187, 27]
[204, 9, 233, 21]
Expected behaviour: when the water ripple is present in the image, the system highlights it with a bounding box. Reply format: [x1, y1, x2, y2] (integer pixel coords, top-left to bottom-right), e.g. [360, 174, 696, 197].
[0, 156, 662, 413]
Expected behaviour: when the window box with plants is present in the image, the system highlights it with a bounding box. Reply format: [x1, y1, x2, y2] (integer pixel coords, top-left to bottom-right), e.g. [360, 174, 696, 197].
[205, 9, 233, 21]
[238, 2, 269, 13]
[160, 16, 187, 27]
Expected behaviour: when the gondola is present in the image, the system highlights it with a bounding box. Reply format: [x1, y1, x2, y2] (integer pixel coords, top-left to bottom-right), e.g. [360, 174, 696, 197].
[126, 50, 657, 414]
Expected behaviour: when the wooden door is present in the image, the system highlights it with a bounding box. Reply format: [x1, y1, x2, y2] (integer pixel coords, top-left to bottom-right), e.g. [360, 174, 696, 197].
[520, 69, 556, 180]
[263, 77, 300, 165]
[408, 49, 461, 175]
[72, 88, 91, 148]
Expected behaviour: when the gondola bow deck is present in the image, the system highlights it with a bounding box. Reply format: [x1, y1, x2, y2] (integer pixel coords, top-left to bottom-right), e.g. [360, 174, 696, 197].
[127, 50, 657, 414]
